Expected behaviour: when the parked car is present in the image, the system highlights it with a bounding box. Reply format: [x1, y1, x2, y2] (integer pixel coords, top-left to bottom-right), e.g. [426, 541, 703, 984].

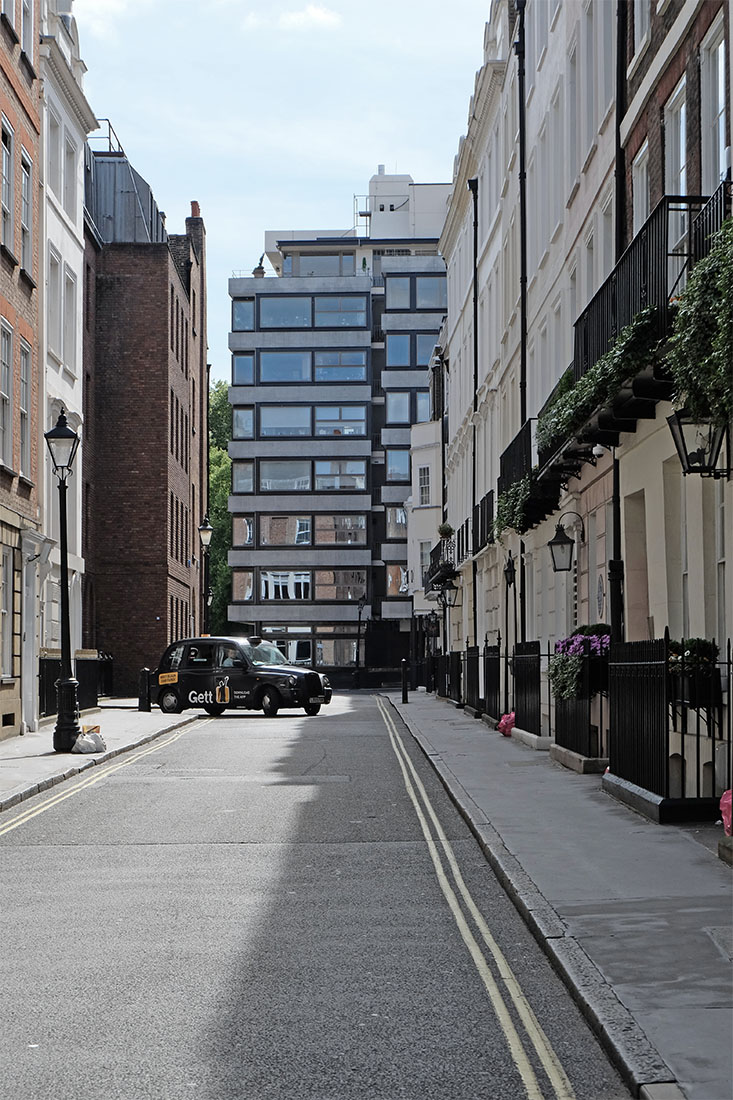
[152, 636, 332, 717]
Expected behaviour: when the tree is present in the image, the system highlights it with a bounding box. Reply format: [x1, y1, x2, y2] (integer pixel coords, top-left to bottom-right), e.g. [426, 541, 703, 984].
[207, 380, 233, 635]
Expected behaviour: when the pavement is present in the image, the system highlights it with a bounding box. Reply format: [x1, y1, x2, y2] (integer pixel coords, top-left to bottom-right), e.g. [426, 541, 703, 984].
[1, 692, 731, 1100]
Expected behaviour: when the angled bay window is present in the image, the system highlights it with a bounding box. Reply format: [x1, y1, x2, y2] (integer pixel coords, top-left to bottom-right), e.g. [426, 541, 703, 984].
[259, 459, 311, 491]
[386, 392, 410, 423]
[232, 570, 254, 601]
[315, 570, 366, 600]
[415, 276, 447, 310]
[314, 295, 367, 327]
[315, 405, 366, 436]
[386, 333, 411, 366]
[386, 506, 407, 538]
[232, 298, 254, 330]
[416, 391, 430, 422]
[315, 514, 367, 544]
[385, 276, 411, 309]
[314, 459, 366, 490]
[260, 350, 311, 383]
[314, 350, 366, 382]
[261, 570, 311, 600]
[232, 460, 254, 493]
[416, 333, 437, 366]
[233, 516, 254, 546]
[233, 407, 254, 439]
[386, 448, 410, 481]
[232, 353, 254, 384]
[260, 515, 312, 546]
[260, 296, 311, 327]
[386, 564, 409, 596]
[260, 405, 311, 437]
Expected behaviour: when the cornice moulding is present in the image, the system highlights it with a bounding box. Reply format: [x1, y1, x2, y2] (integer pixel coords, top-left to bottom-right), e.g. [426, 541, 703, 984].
[41, 37, 97, 134]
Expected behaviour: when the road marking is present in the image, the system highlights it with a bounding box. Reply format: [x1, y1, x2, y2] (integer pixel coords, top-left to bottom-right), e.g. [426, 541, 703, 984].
[377, 696, 575, 1100]
[0, 726, 195, 838]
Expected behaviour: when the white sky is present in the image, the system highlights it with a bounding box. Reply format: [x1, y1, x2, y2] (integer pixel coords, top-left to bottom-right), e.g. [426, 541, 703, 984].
[74, 0, 489, 382]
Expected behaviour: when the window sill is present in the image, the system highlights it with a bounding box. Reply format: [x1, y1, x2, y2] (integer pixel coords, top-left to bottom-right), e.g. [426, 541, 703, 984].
[0, 242, 18, 268]
[0, 13, 18, 45]
[566, 177, 580, 208]
[19, 267, 36, 290]
[19, 50, 36, 82]
[0, 462, 18, 479]
[550, 218, 563, 245]
[582, 141, 597, 175]
[627, 33, 651, 81]
[17, 473, 33, 489]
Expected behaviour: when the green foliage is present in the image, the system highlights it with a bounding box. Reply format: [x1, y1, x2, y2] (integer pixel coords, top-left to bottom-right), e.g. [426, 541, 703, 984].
[535, 309, 659, 456]
[209, 379, 232, 451]
[208, 445, 232, 635]
[493, 475, 531, 539]
[668, 637, 719, 675]
[547, 654, 584, 700]
[667, 219, 733, 426]
[438, 522, 454, 538]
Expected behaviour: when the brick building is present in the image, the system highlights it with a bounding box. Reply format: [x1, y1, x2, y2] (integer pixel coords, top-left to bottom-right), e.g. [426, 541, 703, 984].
[84, 135, 208, 694]
[0, 0, 41, 740]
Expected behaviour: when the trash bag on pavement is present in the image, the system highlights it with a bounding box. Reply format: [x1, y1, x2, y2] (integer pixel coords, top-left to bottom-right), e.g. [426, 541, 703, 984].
[71, 726, 107, 754]
[721, 790, 732, 837]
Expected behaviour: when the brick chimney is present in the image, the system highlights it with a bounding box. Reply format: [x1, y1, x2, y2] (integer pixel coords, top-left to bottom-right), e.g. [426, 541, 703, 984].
[190, 201, 201, 218]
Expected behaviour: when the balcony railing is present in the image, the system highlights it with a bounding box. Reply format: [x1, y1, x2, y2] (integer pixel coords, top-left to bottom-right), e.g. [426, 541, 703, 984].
[473, 490, 494, 555]
[498, 419, 533, 497]
[424, 538, 456, 592]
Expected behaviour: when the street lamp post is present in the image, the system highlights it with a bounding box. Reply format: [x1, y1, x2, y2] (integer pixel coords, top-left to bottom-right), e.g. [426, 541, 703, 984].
[198, 516, 213, 636]
[45, 411, 81, 752]
[503, 551, 516, 714]
[355, 594, 367, 688]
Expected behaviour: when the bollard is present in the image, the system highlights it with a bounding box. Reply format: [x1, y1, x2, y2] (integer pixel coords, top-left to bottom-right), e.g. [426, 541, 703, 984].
[401, 659, 409, 704]
[138, 667, 151, 712]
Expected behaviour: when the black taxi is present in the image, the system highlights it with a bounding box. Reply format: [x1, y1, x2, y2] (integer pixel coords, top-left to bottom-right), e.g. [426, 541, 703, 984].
[152, 636, 332, 718]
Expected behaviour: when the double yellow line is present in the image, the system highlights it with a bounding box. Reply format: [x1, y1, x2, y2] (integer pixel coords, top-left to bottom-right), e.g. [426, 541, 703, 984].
[376, 696, 575, 1100]
[0, 726, 193, 838]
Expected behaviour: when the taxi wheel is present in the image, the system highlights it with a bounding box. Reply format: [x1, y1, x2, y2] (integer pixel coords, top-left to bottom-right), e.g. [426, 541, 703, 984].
[159, 688, 182, 714]
[304, 703, 321, 716]
[261, 688, 280, 717]
[203, 704, 227, 717]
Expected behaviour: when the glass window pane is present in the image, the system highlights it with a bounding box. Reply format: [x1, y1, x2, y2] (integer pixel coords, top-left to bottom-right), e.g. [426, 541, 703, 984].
[385, 277, 411, 310]
[233, 516, 254, 545]
[314, 514, 367, 544]
[232, 298, 254, 330]
[233, 407, 254, 438]
[386, 506, 407, 538]
[386, 333, 410, 366]
[314, 350, 366, 382]
[232, 461, 254, 492]
[260, 515, 312, 546]
[341, 253, 355, 275]
[314, 459, 366, 490]
[232, 571, 253, 600]
[316, 637, 357, 666]
[298, 254, 340, 276]
[314, 405, 366, 436]
[416, 333, 437, 365]
[233, 353, 254, 385]
[386, 392, 410, 423]
[387, 564, 409, 595]
[386, 448, 410, 481]
[415, 277, 447, 310]
[260, 351, 311, 383]
[259, 460, 311, 491]
[315, 569, 367, 600]
[314, 296, 367, 327]
[260, 296, 311, 327]
[260, 406, 311, 437]
[260, 570, 311, 600]
[416, 391, 430, 422]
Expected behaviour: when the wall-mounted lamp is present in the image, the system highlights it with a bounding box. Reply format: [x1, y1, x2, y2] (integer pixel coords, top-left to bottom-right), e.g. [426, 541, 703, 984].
[437, 579, 459, 608]
[667, 410, 730, 479]
[548, 511, 585, 573]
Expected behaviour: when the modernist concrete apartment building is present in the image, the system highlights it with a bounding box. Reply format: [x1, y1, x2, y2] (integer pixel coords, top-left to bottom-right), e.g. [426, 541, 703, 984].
[83, 130, 209, 695]
[0, 0, 41, 739]
[227, 168, 449, 677]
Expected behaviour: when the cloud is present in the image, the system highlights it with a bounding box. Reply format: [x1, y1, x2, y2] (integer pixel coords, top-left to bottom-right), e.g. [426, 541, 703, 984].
[278, 4, 342, 30]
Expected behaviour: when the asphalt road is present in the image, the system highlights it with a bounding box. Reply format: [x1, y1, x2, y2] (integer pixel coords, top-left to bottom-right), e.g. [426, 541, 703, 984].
[1, 693, 631, 1100]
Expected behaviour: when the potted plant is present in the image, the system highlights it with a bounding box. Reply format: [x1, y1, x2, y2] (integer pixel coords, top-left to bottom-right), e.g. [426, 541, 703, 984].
[548, 624, 611, 700]
[438, 522, 454, 539]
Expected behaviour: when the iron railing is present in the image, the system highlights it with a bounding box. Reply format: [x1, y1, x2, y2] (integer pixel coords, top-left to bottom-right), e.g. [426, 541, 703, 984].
[448, 652, 462, 703]
[513, 641, 541, 734]
[552, 638, 608, 759]
[463, 646, 481, 712]
[498, 419, 533, 497]
[483, 641, 501, 720]
[691, 181, 732, 263]
[473, 491, 495, 555]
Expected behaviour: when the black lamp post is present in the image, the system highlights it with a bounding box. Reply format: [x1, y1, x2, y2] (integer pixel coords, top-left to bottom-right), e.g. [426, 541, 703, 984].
[667, 411, 729, 478]
[503, 551, 516, 713]
[548, 511, 586, 573]
[355, 594, 367, 687]
[45, 410, 81, 752]
[198, 516, 213, 636]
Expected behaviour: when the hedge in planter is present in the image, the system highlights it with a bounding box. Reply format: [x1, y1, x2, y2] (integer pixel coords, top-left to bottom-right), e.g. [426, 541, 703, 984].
[548, 626, 611, 700]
